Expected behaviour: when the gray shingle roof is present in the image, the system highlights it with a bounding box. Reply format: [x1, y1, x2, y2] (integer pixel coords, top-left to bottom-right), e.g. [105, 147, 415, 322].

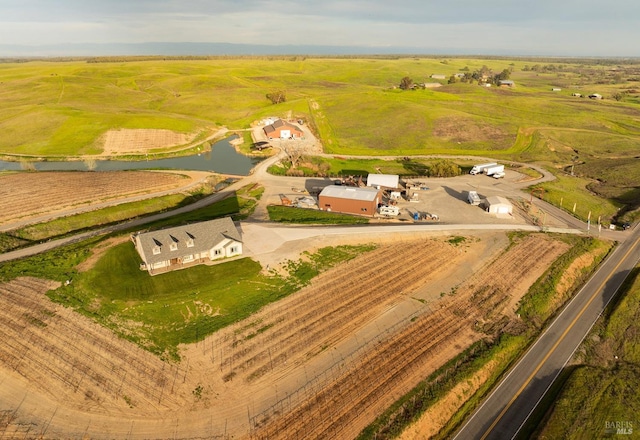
[135, 217, 241, 265]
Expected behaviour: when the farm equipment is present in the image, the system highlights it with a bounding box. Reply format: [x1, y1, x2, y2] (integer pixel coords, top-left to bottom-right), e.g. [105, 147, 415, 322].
[412, 211, 439, 221]
[280, 194, 292, 206]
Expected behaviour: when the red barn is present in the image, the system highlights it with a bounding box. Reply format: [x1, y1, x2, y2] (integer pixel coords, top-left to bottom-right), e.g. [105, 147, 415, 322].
[318, 186, 381, 217]
[263, 119, 304, 140]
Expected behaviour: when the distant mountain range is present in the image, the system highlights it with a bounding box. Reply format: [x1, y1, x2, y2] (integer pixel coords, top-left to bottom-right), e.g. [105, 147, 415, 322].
[0, 41, 493, 58]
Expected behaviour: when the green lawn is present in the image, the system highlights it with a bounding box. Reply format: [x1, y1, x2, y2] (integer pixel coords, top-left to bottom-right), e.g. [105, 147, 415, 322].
[267, 205, 370, 224]
[45, 241, 375, 360]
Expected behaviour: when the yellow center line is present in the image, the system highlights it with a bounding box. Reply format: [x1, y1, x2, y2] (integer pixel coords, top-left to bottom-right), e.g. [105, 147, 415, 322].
[480, 236, 640, 440]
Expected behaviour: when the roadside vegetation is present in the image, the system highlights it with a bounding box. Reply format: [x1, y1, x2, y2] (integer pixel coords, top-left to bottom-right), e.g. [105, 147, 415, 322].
[528, 266, 640, 439]
[268, 205, 370, 224]
[358, 233, 613, 439]
[269, 156, 464, 178]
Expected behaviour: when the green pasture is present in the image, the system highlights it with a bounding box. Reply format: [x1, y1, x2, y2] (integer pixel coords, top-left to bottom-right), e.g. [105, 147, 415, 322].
[2, 58, 638, 158]
[0, 57, 638, 219]
[532, 174, 622, 223]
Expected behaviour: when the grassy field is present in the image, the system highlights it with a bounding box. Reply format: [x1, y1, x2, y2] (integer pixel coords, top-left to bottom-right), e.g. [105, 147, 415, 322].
[1, 57, 638, 221]
[531, 266, 640, 439]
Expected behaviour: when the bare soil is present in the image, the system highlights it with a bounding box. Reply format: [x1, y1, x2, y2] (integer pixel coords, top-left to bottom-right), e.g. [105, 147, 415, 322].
[0, 233, 570, 439]
[0, 170, 209, 226]
[99, 129, 197, 156]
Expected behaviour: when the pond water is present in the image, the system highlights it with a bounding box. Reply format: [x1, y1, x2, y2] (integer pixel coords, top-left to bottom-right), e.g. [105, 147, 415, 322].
[0, 136, 263, 176]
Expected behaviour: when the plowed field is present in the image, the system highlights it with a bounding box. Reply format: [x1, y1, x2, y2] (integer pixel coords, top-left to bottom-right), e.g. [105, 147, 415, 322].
[0, 171, 201, 225]
[0, 233, 570, 439]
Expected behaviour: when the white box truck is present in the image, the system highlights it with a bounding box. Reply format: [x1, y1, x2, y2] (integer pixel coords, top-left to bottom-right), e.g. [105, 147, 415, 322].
[484, 164, 504, 176]
[467, 191, 481, 205]
[470, 162, 497, 175]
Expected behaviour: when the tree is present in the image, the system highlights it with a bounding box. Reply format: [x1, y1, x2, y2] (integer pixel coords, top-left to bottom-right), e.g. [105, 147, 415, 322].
[266, 91, 286, 104]
[399, 76, 414, 90]
[494, 68, 511, 83]
[428, 160, 461, 177]
[448, 75, 457, 84]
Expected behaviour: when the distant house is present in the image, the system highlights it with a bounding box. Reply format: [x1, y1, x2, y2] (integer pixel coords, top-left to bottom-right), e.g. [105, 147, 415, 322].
[430, 74, 446, 80]
[454, 73, 465, 78]
[588, 93, 603, 100]
[367, 173, 400, 189]
[132, 217, 242, 275]
[552, 88, 562, 92]
[498, 80, 515, 87]
[572, 92, 582, 97]
[318, 186, 382, 217]
[263, 119, 304, 140]
[423, 82, 443, 88]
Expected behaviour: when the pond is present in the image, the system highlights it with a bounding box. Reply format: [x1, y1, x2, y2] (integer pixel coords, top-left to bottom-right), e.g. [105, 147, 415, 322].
[0, 136, 263, 176]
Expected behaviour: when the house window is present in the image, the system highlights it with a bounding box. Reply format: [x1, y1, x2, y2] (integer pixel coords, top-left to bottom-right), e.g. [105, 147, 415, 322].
[183, 255, 194, 262]
[170, 243, 178, 251]
[214, 249, 222, 256]
[186, 238, 194, 248]
[230, 246, 238, 254]
[361, 207, 367, 212]
[152, 246, 161, 255]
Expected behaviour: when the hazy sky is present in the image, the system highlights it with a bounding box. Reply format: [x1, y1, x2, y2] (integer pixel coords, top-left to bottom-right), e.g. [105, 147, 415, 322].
[1, 0, 638, 56]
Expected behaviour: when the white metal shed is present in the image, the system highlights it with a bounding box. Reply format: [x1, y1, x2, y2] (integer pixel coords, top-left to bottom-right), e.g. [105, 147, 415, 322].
[485, 196, 512, 215]
[366, 173, 400, 189]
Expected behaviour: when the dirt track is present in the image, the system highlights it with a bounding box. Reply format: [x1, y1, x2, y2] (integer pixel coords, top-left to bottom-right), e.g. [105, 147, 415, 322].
[0, 233, 569, 439]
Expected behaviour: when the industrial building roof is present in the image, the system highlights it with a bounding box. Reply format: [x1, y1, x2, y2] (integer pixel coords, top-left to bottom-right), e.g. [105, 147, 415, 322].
[135, 217, 241, 265]
[319, 185, 380, 202]
[366, 173, 400, 189]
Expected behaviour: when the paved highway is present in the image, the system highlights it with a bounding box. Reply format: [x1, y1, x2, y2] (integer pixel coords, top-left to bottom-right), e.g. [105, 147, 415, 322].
[453, 224, 640, 440]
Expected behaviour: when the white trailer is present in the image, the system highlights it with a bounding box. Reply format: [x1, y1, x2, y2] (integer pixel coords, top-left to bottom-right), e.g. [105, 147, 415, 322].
[484, 165, 505, 176]
[467, 191, 481, 205]
[470, 162, 497, 175]
[379, 205, 400, 216]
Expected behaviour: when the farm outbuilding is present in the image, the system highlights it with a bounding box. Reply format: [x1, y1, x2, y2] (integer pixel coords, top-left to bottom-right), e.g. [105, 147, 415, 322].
[318, 186, 382, 217]
[133, 217, 242, 275]
[367, 173, 400, 189]
[484, 196, 513, 215]
[263, 119, 304, 140]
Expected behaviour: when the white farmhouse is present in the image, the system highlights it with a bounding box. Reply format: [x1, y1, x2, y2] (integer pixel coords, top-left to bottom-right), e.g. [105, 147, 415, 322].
[133, 217, 242, 275]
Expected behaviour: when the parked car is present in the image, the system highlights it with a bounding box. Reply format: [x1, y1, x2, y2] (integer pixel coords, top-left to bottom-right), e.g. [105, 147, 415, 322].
[493, 171, 506, 179]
